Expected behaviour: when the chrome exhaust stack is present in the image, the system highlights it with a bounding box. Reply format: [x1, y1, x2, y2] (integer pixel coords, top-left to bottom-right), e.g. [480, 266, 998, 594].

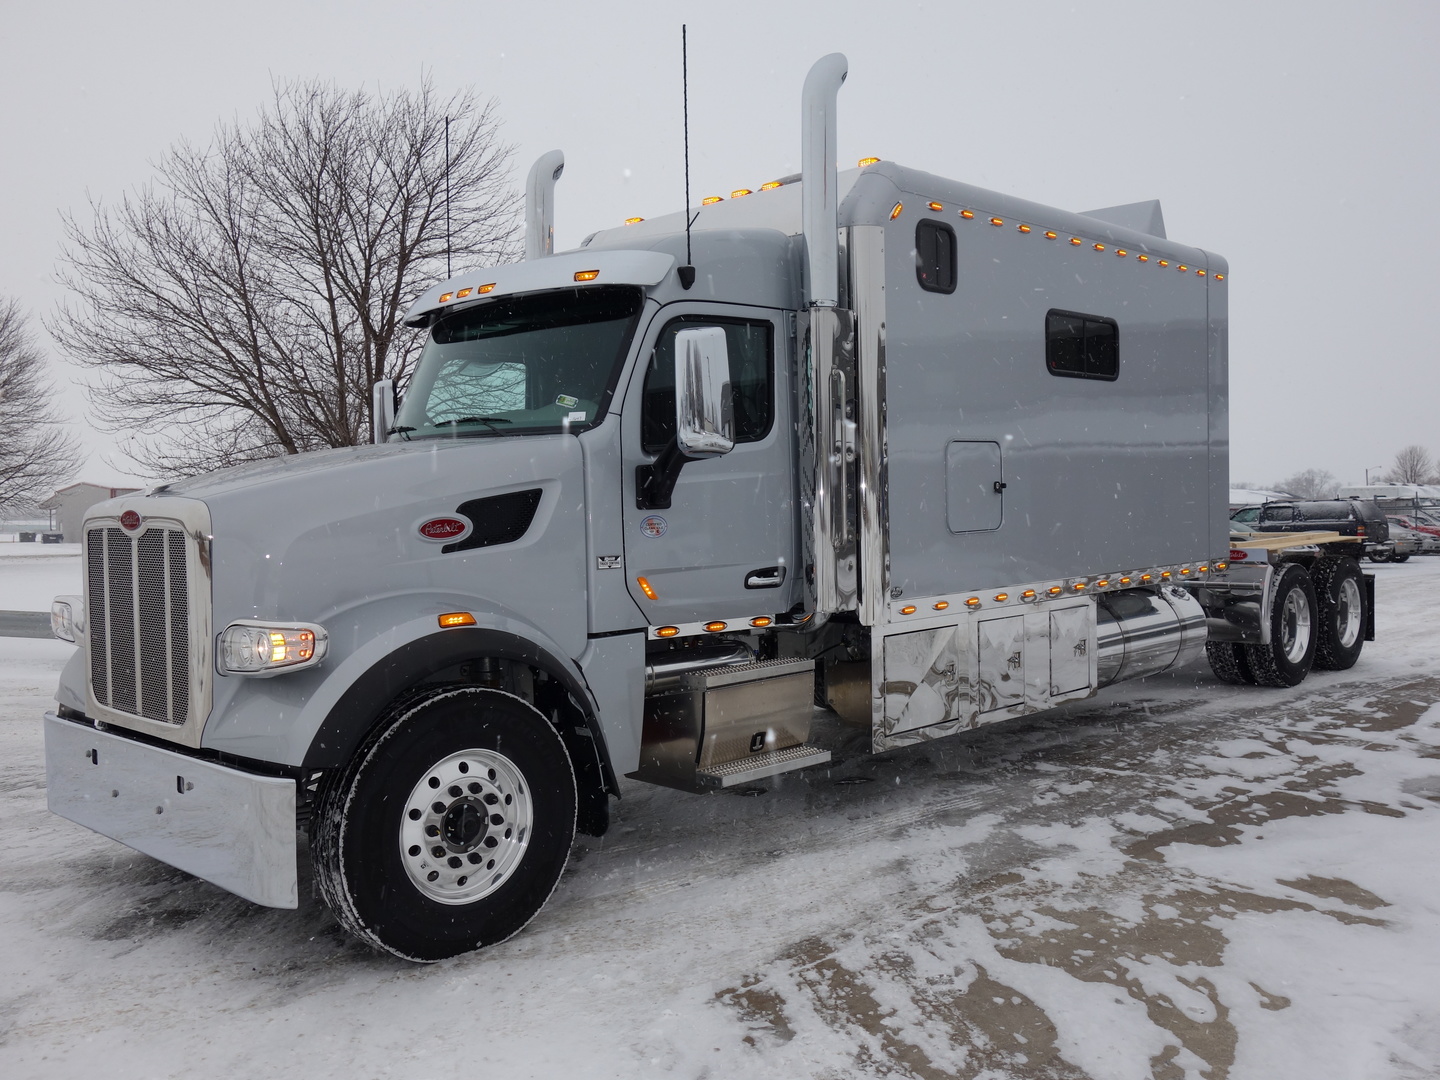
[524, 150, 565, 260]
[800, 53, 848, 307]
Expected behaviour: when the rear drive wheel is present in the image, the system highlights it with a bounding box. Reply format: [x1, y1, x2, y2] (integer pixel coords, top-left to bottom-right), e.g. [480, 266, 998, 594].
[1368, 551, 1391, 563]
[1241, 563, 1317, 687]
[1392, 554, 1410, 563]
[1312, 557, 1366, 670]
[1206, 641, 1256, 685]
[313, 687, 576, 962]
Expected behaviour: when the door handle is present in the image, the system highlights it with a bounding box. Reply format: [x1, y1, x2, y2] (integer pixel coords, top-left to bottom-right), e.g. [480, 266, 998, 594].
[744, 566, 786, 589]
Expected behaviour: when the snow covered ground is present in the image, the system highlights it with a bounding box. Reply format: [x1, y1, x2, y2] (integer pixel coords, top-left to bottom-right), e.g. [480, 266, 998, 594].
[2, 557, 1439, 1079]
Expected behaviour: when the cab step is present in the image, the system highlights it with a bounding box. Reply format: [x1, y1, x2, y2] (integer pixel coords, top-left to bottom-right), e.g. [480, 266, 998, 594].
[696, 743, 832, 788]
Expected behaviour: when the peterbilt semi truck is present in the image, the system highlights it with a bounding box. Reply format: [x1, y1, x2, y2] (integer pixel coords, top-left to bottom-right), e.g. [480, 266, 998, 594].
[44, 54, 1373, 962]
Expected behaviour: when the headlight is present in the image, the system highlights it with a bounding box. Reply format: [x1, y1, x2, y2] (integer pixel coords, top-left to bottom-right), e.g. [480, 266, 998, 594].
[219, 620, 329, 677]
[51, 595, 85, 643]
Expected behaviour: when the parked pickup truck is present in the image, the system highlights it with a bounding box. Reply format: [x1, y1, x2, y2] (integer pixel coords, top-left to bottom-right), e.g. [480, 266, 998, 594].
[1237, 500, 1391, 561]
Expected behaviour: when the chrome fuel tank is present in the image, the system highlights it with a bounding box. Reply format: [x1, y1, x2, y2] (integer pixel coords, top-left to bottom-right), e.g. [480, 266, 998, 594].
[1096, 586, 1206, 686]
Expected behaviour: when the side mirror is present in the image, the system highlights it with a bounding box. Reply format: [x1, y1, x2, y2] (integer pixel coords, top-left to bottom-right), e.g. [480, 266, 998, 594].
[674, 327, 734, 458]
[371, 379, 396, 444]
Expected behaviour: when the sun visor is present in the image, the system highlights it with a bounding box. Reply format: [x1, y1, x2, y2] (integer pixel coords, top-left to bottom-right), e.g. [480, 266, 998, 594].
[404, 250, 676, 327]
[1077, 199, 1167, 240]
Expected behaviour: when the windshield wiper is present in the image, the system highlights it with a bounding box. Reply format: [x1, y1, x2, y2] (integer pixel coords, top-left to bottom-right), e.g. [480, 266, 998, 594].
[387, 425, 415, 441]
[444, 416, 513, 434]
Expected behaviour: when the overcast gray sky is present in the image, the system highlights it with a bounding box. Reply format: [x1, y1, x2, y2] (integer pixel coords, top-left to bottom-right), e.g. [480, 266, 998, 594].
[2, 0, 1435, 488]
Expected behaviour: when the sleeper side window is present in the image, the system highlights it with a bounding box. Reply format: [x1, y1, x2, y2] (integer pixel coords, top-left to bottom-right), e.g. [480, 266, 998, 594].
[642, 316, 774, 454]
[1046, 309, 1119, 380]
[915, 219, 957, 294]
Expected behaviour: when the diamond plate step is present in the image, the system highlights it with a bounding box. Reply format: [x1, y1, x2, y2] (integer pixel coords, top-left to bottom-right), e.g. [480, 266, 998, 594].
[695, 744, 832, 788]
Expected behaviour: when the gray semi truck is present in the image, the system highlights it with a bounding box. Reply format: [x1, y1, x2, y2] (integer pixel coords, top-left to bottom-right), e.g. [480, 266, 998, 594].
[44, 54, 1373, 961]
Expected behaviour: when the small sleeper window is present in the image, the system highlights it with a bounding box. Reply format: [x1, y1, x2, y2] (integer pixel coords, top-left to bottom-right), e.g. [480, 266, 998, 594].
[915, 220, 956, 294]
[1046, 309, 1118, 380]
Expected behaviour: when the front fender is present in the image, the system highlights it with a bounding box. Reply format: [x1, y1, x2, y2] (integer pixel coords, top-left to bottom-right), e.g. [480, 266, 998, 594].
[200, 597, 606, 776]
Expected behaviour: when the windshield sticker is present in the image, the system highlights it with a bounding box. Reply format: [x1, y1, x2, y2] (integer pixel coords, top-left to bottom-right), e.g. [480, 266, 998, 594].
[555, 394, 579, 408]
[567, 411, 587, 422]
[640, 515, 668, 538]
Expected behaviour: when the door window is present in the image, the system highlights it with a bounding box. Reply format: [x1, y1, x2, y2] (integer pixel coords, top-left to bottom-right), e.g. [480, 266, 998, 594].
[641, 317, 774, 453]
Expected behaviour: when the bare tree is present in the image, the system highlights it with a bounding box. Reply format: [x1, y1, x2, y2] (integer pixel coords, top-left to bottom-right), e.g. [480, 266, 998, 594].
[1386, 445, 1436, 485]
[0, 299, 81, 512]
[1273, 468, 1338, 500]
[53, 79, 519, 476]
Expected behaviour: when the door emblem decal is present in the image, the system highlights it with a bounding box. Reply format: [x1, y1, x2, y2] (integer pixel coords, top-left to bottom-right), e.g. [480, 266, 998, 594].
[416, 515, 474, 543]
[640, 515, 668, 538]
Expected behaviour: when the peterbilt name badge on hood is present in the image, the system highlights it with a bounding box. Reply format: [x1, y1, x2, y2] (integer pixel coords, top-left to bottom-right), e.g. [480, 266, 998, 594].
[120, 510, 142, 531]
[416, 515, 473, 543]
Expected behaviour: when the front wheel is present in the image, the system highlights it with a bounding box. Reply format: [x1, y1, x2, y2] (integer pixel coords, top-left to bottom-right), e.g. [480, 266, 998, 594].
[1312, 557, 1366, 670]
[313, 688, 577, 962]
[1241, 563, 1317, 687]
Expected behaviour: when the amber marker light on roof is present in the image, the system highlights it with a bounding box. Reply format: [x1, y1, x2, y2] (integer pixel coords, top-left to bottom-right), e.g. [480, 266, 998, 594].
[636, 576, 657, 600]
[1215, 274, 1225, 281]
[890, 202, 904, 220]
[456, 288, 473, 299]
[702, 195, 723, 205]
[1044, 231, 1058, 239]
[960, 209, 975, 219]
[1018, 224, 1032, 233]
[928, 202, 944, 212]
[439, 292, 454, 303]
[477, 283, 496, 294]
[574, 270, 600, 282]
[624, 217, 644, 225]
[704, 621, 728, 633]
[760, 181, 783, 191]
[994, 592, 1010, 602]
[1070, 237, 1082, 245]
[933, 601, 950, 611]
[655, 626, 679, 638]
[1093, 243, 1106, 251]
[731, 189, 752, 198]
[1115, 250, 1127, 257]
[1159, 260, 1170, 267]
[1137, 255, 1149, 262]
[1196, 269, 1206, 277]
[966, 597, 981, 607]
[858, 157, 881, 167]
[1177, 265, 1188, 272]
[1022, 589, 1037, 600]
[749, 617, 773, 628]
[438, 612, 476, 628]
[900, 605, 917, 615]
[990, 217, 1004, 227]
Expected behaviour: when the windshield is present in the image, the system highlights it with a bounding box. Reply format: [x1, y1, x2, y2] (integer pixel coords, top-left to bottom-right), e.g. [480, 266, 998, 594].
[393, 286, 644, 440]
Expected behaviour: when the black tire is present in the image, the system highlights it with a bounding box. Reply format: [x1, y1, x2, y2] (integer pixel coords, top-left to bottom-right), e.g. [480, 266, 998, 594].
[1368, 551, 1391, 564]
[1392, 554, 1410, 563]
[1312, 557, 1366, 671]
[313, 687, 576, 962]
[1241, 563, 1317, 687]
[1206, 641, 1256, 685]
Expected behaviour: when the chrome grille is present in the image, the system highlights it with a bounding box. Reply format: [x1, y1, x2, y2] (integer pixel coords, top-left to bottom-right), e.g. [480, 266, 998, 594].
[87, 525, 195, 726]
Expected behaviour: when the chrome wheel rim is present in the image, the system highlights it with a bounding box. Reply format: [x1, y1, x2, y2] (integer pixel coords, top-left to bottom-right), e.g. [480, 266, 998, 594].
[1281, 586, 1312, 664]
[1335, 576, 1363, 649]
[400, 749, 532, 905]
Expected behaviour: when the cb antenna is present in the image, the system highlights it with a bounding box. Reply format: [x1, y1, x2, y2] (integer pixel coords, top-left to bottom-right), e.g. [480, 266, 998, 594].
[444, 116, 453, 278]
[677, 26, 696, 290]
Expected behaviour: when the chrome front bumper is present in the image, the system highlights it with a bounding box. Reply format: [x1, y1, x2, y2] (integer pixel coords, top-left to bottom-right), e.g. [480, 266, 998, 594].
[44, 713, 298, 908]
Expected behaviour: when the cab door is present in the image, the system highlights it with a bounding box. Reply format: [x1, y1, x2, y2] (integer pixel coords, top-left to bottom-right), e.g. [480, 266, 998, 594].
[620, 306, 798, 626]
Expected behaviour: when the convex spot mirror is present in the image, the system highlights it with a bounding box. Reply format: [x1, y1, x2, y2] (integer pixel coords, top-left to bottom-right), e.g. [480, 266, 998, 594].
[674, 326, 734, 458]
[372, 378, 397, 444]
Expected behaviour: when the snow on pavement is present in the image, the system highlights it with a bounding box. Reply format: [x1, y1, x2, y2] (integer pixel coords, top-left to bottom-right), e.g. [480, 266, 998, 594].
[1, 558, 1439, 1079]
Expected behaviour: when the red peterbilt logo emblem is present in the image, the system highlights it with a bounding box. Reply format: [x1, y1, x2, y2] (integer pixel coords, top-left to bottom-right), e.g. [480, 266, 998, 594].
[120, 510, 142, 531]
[418, 516, 471, 542]
[1228, 548, 1249, 561]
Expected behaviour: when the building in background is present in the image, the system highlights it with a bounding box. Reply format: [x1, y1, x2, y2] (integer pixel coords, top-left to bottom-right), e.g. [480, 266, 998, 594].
[38, 483, 141, 541]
